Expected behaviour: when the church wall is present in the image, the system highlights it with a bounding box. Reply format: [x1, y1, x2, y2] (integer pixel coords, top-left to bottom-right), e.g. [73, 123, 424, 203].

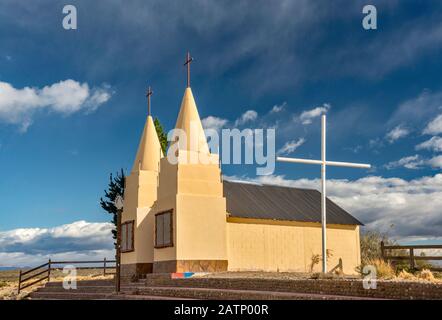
[153, 159, 228, 272]
[174, 160, 227, 265]
[153, 158, 178, 267]
[156, 158, 178, 201]
[175, 194, 227, 262]
[226, 217, 361, 275]
[152, 194, 177, 263]
[121, 170, 158, 270]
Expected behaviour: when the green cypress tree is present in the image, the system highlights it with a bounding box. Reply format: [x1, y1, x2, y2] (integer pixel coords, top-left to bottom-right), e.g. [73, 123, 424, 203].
[154, 117, 168, 154]
[100, 169, 125, 243]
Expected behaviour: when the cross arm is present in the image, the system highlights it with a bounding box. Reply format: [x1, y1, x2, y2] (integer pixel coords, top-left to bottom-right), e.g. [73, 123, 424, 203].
[277, 157, 371, 169]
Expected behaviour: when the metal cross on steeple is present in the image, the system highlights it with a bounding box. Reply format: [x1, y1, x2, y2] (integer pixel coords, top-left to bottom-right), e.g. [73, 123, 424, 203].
[184, 51, 193, 88]
[277, 115, 371, 274]
[146, 86, 153, 116]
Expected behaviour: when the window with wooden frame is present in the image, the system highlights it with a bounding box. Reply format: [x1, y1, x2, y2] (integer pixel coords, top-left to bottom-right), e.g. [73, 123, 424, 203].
[155, 210, 173, 248]
[121, 220, 134, 252]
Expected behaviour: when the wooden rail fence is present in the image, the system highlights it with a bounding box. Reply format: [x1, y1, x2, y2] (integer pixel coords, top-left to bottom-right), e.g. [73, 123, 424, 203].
[381, 241, 442, 271]
[17, 258, 116, 294]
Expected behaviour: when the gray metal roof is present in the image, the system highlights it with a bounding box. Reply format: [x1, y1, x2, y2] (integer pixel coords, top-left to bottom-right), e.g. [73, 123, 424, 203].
[223, 180, 363, 226]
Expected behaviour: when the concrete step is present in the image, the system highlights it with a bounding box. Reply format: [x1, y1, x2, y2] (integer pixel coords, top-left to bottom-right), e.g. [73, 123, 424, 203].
[28, 291, 193, 300]
[37, 285, 116, 293]
[45, 279, 114, 287]
[29, 291, 113, 300]
[131, 285, 370, 300]
[137, 277, 390, 300]
[31, 279, 383, 300]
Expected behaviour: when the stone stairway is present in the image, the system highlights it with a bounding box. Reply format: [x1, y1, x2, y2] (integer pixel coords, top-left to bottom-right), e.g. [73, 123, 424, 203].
[27, 276, 380, 300]
[28, 279, 191, 300]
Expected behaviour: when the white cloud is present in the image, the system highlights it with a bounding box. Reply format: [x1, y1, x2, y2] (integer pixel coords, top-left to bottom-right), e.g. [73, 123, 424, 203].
[416, 136, 442, 152]
[369, 138, 383, 149]
[226, 173, 442, 239]
[0, 220, 114, 267]
[0, 80, 112, 132]
[423, 114, 442, 135]
[202, 116, 228, 131]
[386, 125, 410, 143]
[0, 249, 115, 268]
[277, 138, 306, 155]
[428, 155, 442, 169]
[234, 110, 258, 126]
[385, 154, 442, 170]
[388, 91, 442, 128]
[270, 102, 286, 114]
[385, 155, 425, 170]
[299, 103, 330, 125]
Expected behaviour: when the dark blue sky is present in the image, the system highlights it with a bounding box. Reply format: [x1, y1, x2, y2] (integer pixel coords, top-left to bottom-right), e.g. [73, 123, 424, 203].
[1, 0, 442, 236]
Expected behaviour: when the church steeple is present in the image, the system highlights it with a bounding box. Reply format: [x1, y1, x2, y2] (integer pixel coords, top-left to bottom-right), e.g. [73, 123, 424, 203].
[131, 87, 163, 172]
[169, 53, 210, 156]
[172, 88, 210, 155]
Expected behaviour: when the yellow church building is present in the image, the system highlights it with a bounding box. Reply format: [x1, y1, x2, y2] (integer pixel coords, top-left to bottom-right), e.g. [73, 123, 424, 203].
[120, 68, 362, 280]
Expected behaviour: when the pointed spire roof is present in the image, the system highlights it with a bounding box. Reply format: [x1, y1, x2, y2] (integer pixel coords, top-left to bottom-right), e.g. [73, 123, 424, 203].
[132, 115, 163, 172]
[173, 87, 210, 154]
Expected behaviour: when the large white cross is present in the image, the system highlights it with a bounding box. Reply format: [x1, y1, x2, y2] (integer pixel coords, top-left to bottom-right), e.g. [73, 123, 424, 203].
[277, 115, 371, 273]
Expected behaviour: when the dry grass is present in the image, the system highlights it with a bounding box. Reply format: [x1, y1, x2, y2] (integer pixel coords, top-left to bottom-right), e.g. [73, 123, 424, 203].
[360, 258, 396, 279]
[397, 270, 415, 280]
[417, 269, 436, 282]
[395, 269, 441, 283]
[0, 268, 114, 300]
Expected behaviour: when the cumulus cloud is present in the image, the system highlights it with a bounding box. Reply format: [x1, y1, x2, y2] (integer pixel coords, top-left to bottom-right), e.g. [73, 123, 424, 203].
[0, 221, 114, 267]
[234, 110, 258, 126]
[270, 102, 286, 114]
[416, 136, 442, 152]
[0, 80, 112, 132]
[277, 138, 306, 155]
[388, 91, 442, 129]
[299, 103, 330, 125]
[428, 155, 442, 168]
[385, 155, 442, 170]
[385, 155, 424, 170]
[227, 173, 442, 239]
[423, 114, 442, 135]
[202, 116, 228, 131]
[386, 125, 410, 143]
[0, 249, 115, 268]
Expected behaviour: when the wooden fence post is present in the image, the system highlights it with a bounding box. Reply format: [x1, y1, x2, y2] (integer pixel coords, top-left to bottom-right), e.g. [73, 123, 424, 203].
[48, 259, 52, 282]
[410, 248, 415, 270]
[380, 241, 385, 260]
[17, 269, 22, 294]
[103, 258, 107, 276]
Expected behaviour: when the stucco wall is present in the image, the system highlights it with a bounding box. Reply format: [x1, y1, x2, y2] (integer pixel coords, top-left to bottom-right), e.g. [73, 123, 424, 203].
[227, 217, 360, 274]
[121, 170, 158, 265]
[154, 158, 227, 264]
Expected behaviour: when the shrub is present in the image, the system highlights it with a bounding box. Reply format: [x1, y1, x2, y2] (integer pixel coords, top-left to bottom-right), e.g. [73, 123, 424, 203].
[417, 269, 436, 282]
[397, 270, 416, 280]
[358, 258, 395, 279]
[309, 254, 321, 273]
[360, 230, 393, 264]
[309, 250, 333, 273]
